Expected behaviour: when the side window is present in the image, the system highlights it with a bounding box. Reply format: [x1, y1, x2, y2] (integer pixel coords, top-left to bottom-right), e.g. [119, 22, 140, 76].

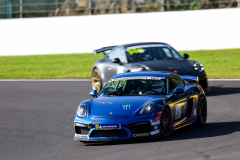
[171, 49, 181, 59]
[169, 75, 184, 94]
[114, 48, 126, 63]
[178, 77, 185, 88]
[163, 48, 173, 58]
[108, 50, 116, 60]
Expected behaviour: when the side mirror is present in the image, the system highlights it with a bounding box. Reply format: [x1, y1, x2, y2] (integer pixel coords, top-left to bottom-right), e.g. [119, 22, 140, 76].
[90, 90, 98, 98]
[183, 53, 189, 59]
[112, 58, 121, 64]
[173, 87, 184, 95]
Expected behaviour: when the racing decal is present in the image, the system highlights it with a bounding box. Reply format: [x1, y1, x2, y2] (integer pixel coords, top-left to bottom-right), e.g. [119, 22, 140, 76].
[105, 80, 126, 88]
[93, 119, 99, 124]
[111, 77, 165, 81]
[126, 48, 145, 55]
[75, 134, 88, 139]
[133, 133, 149, 137]
[151, 119, 160, 126]
[175, 104, 181, 119]
[174, 117, 186, 127]
[98, 101, 112, 104]
[95, 124, 121, 130]
[154, 125, 158, 130]
[105, 80, 119, 88]
[150, 130, 159, 135]
[153, 112, 161, 122]
[117, 66, 124, 74]
[175, 123, 191, 130]
[123, 104, 130, 110]
[169, 98, 187, 107]
[193, 108, 197, 116]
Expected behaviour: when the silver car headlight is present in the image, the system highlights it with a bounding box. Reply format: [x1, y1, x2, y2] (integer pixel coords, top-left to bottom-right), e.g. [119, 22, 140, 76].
[139, 103, 155, 116]
[138, 65, 153, 71]
[77, 104, 87, 118]
[193, 62, 204, 72]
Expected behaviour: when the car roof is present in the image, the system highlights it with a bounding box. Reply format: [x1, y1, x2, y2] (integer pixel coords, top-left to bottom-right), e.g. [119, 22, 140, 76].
[121, 42, 169, 48]
[110, 71, 171, 80]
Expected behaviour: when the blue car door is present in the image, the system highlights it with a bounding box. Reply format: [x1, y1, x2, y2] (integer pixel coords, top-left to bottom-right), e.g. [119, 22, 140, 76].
[168, 75, 188, 129]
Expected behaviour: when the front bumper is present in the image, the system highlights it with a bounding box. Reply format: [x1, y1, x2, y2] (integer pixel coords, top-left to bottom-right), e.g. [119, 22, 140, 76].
[74, 116, 161, 141]
[199, 76, 210, 92]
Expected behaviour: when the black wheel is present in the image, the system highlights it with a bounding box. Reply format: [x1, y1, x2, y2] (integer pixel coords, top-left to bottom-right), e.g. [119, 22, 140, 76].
[197, 96, 207, 126]
[160, 108, 172, 137]
[92, 68, 102, 93]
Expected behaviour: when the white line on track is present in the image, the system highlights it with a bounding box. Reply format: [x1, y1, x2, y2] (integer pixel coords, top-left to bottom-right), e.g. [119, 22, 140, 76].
[0, 79, 240, 81]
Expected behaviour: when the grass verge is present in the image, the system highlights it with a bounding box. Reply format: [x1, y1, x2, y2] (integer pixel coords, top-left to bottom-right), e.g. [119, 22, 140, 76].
[0, 48, 239, 79]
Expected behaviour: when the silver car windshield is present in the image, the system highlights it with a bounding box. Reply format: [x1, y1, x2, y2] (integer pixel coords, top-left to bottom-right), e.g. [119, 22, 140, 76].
[126, 45, 182, 62]
[99, 79, 166, 96]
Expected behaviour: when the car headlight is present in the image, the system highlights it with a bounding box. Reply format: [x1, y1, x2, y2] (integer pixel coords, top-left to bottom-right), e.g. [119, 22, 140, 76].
[139, 103, 155, 116]
[193, 62, 204, 72]
[77, 104, 87, 118]
[138, 65, 153, 71]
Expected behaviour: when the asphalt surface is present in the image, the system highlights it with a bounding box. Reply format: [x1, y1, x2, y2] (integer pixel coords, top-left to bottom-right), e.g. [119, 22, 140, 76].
[1, 81, 240, 160]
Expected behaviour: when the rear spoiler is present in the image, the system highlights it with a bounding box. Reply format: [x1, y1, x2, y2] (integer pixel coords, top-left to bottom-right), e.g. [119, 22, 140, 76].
[92, 46, 117, 56]
[180, 75, 199, 84]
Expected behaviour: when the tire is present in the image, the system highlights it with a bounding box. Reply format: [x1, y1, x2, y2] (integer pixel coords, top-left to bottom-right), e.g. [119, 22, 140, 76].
[197, 96, 207, 126]
[160, 108, 172, 137]
[92, 68, 102, 93]
[80, 141, 91, 144]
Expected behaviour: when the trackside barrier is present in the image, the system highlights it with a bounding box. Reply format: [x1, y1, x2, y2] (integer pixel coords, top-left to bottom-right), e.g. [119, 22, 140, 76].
[0, 8, 240, 56]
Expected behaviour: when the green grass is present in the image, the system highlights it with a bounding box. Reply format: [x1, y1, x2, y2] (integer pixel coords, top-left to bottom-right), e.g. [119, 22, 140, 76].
[0, 48, 239, 79]
[179, 48, 240, 79]
[0, 53, 104, 79]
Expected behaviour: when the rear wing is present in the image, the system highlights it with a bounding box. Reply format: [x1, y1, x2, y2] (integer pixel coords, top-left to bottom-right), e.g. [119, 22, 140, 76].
[92, 46, 117, 56]
[180, 75, 199, 84]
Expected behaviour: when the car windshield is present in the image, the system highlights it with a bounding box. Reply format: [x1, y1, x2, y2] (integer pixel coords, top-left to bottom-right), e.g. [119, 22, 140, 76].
[99, 78, 166, 96]
[126, 45, 183, 62]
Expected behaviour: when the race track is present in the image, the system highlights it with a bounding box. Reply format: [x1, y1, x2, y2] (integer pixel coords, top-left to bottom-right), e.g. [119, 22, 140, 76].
[1, 81, 240, 160]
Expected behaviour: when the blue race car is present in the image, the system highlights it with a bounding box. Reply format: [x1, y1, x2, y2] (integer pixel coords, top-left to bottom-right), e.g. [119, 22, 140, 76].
[74, 71, 207, 142]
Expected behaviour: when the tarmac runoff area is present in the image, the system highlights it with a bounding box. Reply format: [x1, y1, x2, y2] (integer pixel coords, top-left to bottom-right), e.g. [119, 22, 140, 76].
[0, 80, 240, 160]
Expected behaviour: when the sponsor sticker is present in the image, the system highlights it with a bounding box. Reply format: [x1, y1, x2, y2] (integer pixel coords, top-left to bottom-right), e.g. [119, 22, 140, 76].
[150, 130, 159, 135]
[123, 104, 131, 110]
[154, 125, 158, 130]
[193, 108, 197, 116]
[133, 133, 149, 137]
[151, 119, 160, 126]
[75, 134, 88, 139]
[111, 77, 165, 81]
[95, 124, 121, 130]
[175, 104, 181, 120]
[117, 66, 124, 74]
[98, 101, 112, 104]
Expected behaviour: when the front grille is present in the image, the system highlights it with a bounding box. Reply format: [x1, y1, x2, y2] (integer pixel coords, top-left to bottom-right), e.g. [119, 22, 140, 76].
[90, 129, 128, 137]
[75, 126, 90, 135]
[128, 121, 151, 134]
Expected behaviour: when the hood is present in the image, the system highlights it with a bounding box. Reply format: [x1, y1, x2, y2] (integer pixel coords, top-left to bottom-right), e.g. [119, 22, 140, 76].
[135, 59, 193, 75]
[91, 96, 163, 117]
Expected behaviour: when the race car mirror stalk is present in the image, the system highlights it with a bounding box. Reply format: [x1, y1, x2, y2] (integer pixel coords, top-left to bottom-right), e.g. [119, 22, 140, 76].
[90, 90, 98, 98]
[112, 58, 122, 65]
